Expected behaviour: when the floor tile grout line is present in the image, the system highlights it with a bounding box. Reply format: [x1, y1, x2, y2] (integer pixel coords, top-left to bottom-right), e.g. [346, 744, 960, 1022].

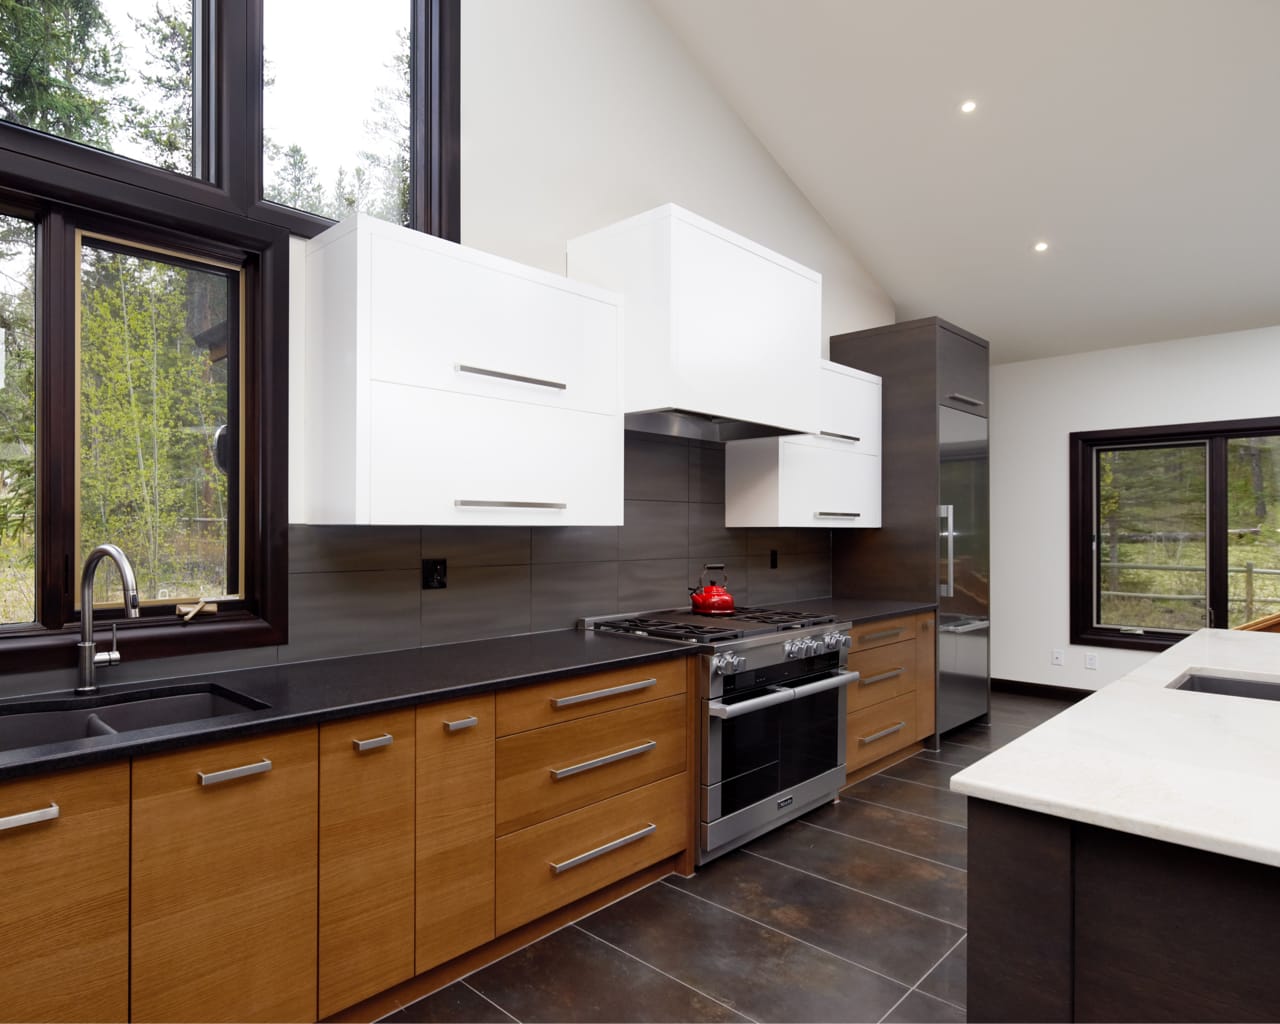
[915, 753, 975, 769]
[845, 795, 968, 830]
[460, 979, 521, 1024]
[876, 933, 969, 1024]
[569, 922, 759, 1024]
[739, 847, 967, 929]
[796, 818, 968, 873]
[877, 768, 963, 794]
[657, 879, 917, 993]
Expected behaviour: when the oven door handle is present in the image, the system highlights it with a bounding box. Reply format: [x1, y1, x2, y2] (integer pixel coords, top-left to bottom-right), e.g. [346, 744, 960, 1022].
[790, 669, 860, 700]
[707, 686, 795, 720]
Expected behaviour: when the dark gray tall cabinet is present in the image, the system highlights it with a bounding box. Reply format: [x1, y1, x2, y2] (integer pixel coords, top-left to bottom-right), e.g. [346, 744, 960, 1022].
[829, 317, 991, 734]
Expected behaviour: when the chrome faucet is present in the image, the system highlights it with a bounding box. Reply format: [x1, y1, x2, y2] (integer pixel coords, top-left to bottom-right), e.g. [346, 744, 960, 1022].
[76, 544, 141, 695]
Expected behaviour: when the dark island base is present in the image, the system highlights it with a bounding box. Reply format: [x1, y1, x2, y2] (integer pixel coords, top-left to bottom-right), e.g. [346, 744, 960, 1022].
[968, 798, 1280, 1022]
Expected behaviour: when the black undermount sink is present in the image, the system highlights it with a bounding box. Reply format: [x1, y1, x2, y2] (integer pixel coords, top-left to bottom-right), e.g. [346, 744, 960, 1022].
[0, 683, 270, 754]
[1173, 672, 1280, 702]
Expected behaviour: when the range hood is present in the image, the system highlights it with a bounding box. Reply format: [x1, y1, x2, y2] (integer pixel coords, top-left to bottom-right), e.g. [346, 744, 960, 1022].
[568, 204, 824, 441]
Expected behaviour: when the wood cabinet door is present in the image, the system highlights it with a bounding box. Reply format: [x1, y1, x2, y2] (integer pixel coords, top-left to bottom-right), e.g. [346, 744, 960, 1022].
[131, 728, 319, 1023]
[416, 693, 496, 973]
[0, 763, 129, 1023]
[937, 327, 989, 416]
[319, 709, 416, 1017]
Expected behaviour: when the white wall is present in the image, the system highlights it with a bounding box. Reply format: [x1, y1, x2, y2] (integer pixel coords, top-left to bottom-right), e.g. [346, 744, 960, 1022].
[459, 0, 893, 350]
[991, 325, 1280, 691]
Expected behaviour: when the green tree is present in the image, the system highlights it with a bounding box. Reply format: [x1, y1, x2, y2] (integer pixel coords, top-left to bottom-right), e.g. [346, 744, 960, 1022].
[127, 0, 193, 173]
[264, 141, 327, 214]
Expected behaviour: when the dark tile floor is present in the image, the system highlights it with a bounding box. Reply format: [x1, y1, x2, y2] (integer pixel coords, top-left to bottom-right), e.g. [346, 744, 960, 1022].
[382, 690, 1074, 1024]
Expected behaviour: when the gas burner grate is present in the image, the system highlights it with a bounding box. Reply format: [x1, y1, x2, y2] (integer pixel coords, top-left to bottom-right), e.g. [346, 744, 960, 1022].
[594, 617, 745, 642]
[728, 608, 837, 628]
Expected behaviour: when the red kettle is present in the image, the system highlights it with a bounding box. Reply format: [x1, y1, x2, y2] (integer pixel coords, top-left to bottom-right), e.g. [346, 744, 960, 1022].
[690, 563, 735, 615]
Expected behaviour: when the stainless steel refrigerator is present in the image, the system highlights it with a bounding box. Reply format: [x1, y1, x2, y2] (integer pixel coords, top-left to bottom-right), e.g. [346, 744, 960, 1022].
[937, 406, 990, 732]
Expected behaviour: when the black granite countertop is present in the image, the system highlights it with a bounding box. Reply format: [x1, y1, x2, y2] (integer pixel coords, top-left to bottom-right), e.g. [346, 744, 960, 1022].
[776, 597, 937, 622]
[0, 630, 698, 781]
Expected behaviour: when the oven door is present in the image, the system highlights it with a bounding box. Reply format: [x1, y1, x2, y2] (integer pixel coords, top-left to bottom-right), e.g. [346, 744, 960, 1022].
[703, 669, 853, 821]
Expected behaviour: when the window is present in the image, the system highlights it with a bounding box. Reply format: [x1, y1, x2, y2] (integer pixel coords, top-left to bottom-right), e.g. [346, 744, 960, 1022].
[1070, 418, 1280, 650]
[0, 213, 35, 625]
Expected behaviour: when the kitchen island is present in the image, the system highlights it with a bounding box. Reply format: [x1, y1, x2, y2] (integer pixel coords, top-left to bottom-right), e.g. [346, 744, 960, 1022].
[951, 628, 1280, 1022]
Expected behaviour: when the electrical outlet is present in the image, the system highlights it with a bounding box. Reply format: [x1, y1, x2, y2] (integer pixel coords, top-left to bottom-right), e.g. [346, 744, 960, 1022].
[422, 558, 447, 589]
[1085, 652, 1099, 671]
[1050, 649, 1064, 667]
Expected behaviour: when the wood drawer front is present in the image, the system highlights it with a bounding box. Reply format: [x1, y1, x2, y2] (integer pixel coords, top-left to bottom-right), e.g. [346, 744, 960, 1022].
[847, 692, 917, 771]
[0, 763, 129, 1024]
[496, 772, 687, 934]
[848, 612, 929, 654]
[496, 658, 687, 735]
[319, 709, 416, 1018]
[847, 640, 918, 713]
[497, 693, 686, 835]
[416, 694, 496, 974]
[131, 727, 319, 1023]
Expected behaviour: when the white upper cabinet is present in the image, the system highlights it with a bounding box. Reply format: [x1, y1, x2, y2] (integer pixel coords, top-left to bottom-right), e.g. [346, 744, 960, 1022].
[567, 204, 822, 434]
[298, 214, 623, 526]
[726, 363, 882, 529]
[819, 360, 881, 456]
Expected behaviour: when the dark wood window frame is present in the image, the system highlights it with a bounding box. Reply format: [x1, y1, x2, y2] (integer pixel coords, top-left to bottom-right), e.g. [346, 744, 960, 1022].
[0, 0, 460, 674]
[1069, 416, 1280, 652]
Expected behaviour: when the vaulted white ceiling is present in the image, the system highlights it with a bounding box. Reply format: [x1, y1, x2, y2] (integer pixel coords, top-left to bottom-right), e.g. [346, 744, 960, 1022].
[650, 0, 1280, 363]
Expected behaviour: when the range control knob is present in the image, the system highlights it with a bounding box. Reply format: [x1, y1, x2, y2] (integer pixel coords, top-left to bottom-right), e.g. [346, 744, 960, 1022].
[824, 631, 851, 651]
[805, 637, 822, 656]
[712, 652, 745, 675]
[783, 639, 799, 659]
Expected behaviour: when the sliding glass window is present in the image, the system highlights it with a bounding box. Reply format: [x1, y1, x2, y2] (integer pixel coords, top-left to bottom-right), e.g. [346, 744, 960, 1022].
[1071, 418, 1280, 649]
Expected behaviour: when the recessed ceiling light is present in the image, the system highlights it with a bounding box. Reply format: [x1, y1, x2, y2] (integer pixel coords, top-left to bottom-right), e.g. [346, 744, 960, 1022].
[1034, 241, 1049, 252]
[960, 100, 977, 113]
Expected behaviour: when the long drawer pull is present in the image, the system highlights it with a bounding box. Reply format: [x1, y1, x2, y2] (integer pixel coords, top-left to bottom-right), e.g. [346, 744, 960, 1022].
[947, 392, 986, 407]
[550, 823, 657, 875]
[859, 721, 907, 745]
[815, 511, 861, 519]
[0, 802, 59, 832]
[352, 733, 393, 752]
[198, 758, 272, 786]
[861, 668, 905, 686]
[456, 364, 567, 391]
[444, 716, 479, 733]
[859, 627, 904, 643]
[455, 500, 567, 510]
[550, 740, 657, 781]
[819, 430, 862, 443]
[551, 677, 657, 709]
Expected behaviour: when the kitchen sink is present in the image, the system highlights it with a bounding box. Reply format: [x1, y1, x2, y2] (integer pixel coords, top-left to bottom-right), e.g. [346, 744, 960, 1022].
[0, 683, 270, 754]
[1172, 672, 1280, 702]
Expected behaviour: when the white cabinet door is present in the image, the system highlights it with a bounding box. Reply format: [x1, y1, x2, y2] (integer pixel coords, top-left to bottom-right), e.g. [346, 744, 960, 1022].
[369, 384, 623, 526]
[725, 434, 880, 528]
[819, 361, 881, 457]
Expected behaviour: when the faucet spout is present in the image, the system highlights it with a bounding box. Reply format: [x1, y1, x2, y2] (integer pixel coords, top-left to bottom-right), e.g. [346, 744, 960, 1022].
[77, 544, 140, 695]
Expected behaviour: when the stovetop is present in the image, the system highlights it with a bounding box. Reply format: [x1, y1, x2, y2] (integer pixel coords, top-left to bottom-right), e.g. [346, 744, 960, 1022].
[584, 607, 836, 644]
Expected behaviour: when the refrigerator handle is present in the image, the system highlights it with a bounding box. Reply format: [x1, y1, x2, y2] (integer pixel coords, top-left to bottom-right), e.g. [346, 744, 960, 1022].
[939, 504, 955, 598]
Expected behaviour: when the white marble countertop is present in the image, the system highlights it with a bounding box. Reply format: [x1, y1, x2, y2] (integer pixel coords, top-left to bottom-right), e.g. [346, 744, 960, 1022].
[951, 629, 1280, 867]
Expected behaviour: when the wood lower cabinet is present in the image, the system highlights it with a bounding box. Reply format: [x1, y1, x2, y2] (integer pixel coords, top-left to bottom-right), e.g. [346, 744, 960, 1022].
[0, 763, 129, 1024]
[319, 709, 416, 1017]
[845, 611, 936, 772]
[416, 693, 496, 974]
[131, 727, 319, 1023]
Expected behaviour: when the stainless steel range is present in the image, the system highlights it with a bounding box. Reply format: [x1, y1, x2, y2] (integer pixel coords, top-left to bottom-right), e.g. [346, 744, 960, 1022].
[584, 607, 856, 863]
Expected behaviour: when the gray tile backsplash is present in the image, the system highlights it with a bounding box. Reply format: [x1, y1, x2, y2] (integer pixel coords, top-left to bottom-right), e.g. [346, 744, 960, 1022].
[5, 435, 837, 692]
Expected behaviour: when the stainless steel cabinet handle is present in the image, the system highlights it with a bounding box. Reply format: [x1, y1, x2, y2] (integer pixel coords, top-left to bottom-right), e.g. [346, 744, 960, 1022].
[815, 511, 861, 519]
[819, 430, 862, 443]
[790, 670, 859, 700]
[947, 392, 985, 407]
[940, 618, 990, 635]
[859, 721, 906, 745]
[455, 500, 567, 510]
[551, 677, 656, 709]
[197, 758, 272, 786]
[550, 740, 657, 780]
[861, 668, 904, 686]
[939, 504, 955, 599]
[444, 716, 479, 733]
[352, 733, 393, 752]
[0, 802, 59, 832]
[708, 686, 794, 720]
[859, 626, 904, 643]
[455, 364, 567, 391]
[550, 823, 657, 875]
